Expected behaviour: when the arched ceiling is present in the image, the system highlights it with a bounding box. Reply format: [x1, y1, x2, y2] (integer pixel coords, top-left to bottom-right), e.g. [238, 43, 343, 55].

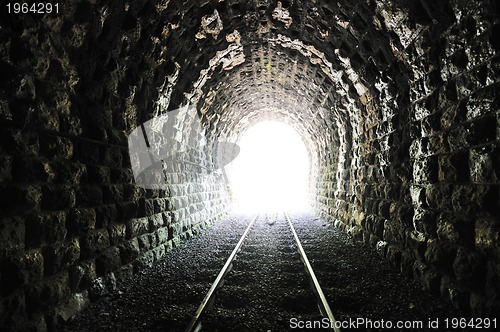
[4, 0, 448, 167]
[144, 0, 423, 173]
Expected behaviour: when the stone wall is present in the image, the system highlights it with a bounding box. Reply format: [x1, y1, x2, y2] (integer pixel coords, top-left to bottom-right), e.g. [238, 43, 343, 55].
[0, 3, 229, 330]
[314, 0, 499, 317]
[0, 0, 499, 330]
[403, 0, 499, 315]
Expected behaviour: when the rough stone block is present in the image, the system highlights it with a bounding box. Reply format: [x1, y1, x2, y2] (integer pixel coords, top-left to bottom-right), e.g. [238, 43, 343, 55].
[156, 226, 169, 244]
[382, 219, 406, 247]
[169, 222, 181, 239]
[119, 238, 140, 264]
[133, 251, 154, 272]
[440, 276, 470, 314]
[370, 217, 385, 239]
[123, 184, 144, 201]
[411, 100, 432, 121]
[453, 247, 486, 291]
[440, 104, 459, 130]
[26, 272, 70, 310]
[0, 292, 27, 330]
[465, 87, 495, 120]
[94, 204, 117, 228]
[55, 291, 89, 323]
[12, 157, 56, 183]
[96, 247, 121, 276]
[102, 185, 124, 204]
[69, 260, 97, 293]
[475, 218, 500, 257]
[468, 115, 497, 146]
[450, 185, 470, 214]
[106, 148, 124, 167]
[110, 168, 132, 183]
[425, 184, 453, 210]
[396, 204, 414, 227]
[412, 260, 441, 296]
[26, 212, 66, 248]
[88, 274, 116, 300]
[406, 229, 427, 260]
[108, 224, 126, 245]
[76, 142, 99, 165]
[137, 234, 150, 253]
[425, 239, 457, 275]
[68, 208, 96, 236]
[171, 235, 181, 248]
[137, 198, 154, 217]
[154, 198, 170, 214]
[24, 311, 47, 332]
[449, 151, 469, 182]
[421, 113, 441, 137]
[412, 208, 436, 237]
[148, 233, 158, 249]
[43, 239, 80, 276]
[116, 201, 138, 221]
[0, 128, 39, 157]
[485, 261, 500, 304]
[0, 217, 25, 256]
[80, 229, 110, 259]
[412, 156, 438, 184]
[59, 113, 84, 137]
[385, 245, 402, 269]
[75, 186, 103, 207]
[427, 132, 447, 155]
[56, 162, 86, 184]
[173, 209, 187, 223]
[436, 212, 463, 244]
[86, 165, 110, 184]
[39, 135, 74, 160]
[126, 217, 149, 239]
[114, 264, 133, 285]
[1, 251, 43, 295]
[0, 154, 13, 183]
[410, 184, 426, 207]
[180, 228, 194, 241]
[469, 147, 497, 184]
[377, 201, 391, 219]
[152, 244, 165, 261]
[148, 213, 163, 231]
[444, 110, 464, 144]
[41, 185, 76, 211]
[0, 185, 42, 216]
[375, 240, 387, 257]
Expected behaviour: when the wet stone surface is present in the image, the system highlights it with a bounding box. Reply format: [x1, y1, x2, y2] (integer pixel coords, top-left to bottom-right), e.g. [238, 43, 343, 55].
[62, 212, 464, 331]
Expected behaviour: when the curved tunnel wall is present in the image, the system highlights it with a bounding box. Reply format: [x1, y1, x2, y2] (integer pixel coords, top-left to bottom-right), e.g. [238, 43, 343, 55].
[0, 0, 499, 329]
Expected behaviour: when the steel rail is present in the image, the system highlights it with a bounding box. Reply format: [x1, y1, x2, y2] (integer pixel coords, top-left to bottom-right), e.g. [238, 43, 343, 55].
[184, 214, 259, 332]
[284, 212, 341, 332]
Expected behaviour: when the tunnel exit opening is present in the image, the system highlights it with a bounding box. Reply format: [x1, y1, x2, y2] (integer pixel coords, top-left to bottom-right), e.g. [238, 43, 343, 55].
[225, 121, 310, 213]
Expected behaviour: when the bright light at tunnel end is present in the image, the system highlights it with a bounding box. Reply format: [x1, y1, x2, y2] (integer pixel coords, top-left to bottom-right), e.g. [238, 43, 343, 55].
[127, 107, 310, 214]
[226, 121, 311, 214]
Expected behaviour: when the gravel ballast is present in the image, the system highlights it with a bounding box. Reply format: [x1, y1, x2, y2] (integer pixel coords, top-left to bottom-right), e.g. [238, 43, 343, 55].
[62, 212, 464, 331]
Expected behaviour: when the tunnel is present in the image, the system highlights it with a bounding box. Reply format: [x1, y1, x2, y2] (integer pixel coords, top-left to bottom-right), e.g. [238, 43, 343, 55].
[0, 0, 499, 330]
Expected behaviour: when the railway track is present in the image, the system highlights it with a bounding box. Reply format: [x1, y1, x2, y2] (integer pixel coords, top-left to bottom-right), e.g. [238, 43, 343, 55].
[184, 212, 341, 332]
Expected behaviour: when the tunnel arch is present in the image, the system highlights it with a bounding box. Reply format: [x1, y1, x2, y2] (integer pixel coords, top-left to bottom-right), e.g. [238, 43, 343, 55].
[1, 0, 499, 329]
[177, 32, 370, 222]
